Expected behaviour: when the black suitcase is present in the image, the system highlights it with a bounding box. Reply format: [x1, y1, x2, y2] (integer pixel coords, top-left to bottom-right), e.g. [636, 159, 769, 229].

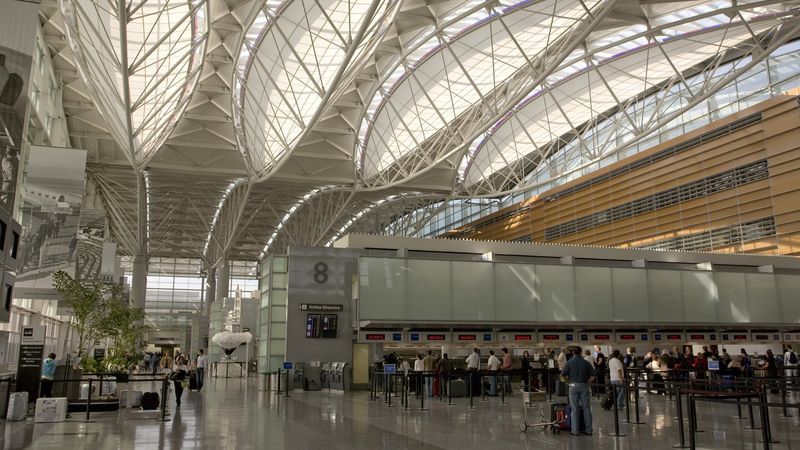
[141, 392, 160, 410]
[189, 372, 198, 391]
[449, 379, 467, 397]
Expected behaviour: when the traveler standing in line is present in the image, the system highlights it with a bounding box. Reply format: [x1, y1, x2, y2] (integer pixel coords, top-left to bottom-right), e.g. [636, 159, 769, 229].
[784, 345, 797, 381]
[594, 345, 607, 395]
[501, 348, 513, 395]
[609, 349, 625, 410]
[583, 349, 594, 366]
[466, 348, 480, 397]
[423, 350, 436, 397]
[766, 349, 778, 379]
[196, 349, 208, 391]
[414, 353, 424, 395]
[40, 353, 57, 398]
[487, 350, 501, 396]
[521, 351, 531, 392]
[722, 348, 733, 369]
[438, 353, 452, 396]
[624, 347, 636, 368]
[560, 347, 595, 436]
[557, 347, 567, 370]
[171, 356, 189, 406]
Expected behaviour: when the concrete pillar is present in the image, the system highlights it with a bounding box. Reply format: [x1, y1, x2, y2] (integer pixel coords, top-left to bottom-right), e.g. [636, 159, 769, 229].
[204, 267, 216, 317]
[131, 253, 148, 310]
[216, 259, 229, 302]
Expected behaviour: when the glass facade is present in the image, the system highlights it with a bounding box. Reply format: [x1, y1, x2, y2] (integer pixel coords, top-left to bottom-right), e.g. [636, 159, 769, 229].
[122, 257, 257, 329]
[394, 40, 800, 239]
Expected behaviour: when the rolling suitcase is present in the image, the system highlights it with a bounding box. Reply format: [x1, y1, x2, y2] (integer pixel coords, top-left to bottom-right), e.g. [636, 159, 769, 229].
[141, 392, 160, 410]
[7, 392, 28, 421]
[449, 379, 467, 397]
[189, 372, 198, 391]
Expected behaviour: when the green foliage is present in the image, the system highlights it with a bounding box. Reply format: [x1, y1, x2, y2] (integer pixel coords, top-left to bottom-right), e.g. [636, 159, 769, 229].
[52, 271, 149, 373]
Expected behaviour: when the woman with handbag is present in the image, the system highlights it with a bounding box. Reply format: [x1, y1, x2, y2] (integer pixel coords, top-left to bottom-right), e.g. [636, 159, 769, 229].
[171, 356, 189, 406]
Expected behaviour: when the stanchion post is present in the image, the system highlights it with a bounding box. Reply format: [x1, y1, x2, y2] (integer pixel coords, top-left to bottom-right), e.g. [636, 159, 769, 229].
[760, 384, 777, 445]
[632, 372, 645, 424]
[387, 374, 393, 408]
[285, 369, 290, 398]
[624, 371, 631, 423]
[687, 395, 696, 450]
[781, 377, 790, 418]
[501, 374, 505, 404]
[447, 372, 452, 405]
[673, 388, 688, 449]
[276, 370, 281, 395]
[160, 377, 168, 422]
[609, 383, 627, 437]
[420, 373, 425, 410]
[469, 372, 474, 410]
[85, 378, 93, 422]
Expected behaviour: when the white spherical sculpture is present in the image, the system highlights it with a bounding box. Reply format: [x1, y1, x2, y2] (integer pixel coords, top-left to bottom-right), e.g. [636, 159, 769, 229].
[212, 331, 253, 359]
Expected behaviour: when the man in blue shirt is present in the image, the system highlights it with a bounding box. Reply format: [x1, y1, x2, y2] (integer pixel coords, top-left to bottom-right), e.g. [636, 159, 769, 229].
[560, 348, 596, 436]
[41, 353, 57, 398]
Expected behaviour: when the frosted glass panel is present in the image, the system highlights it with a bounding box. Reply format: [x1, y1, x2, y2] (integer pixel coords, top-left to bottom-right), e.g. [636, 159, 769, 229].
[715, 272, 748, 323]
[407, 259, 451, 320]
[453, 261, 495, 321]
[494, 263, 535, 321]
[359, 258, 406, 320]
[272, 273, 288, 289]
[536, 265, 576, 321]
[575, 267, 613, 322]
[270, 323, 286, 338]
[648, 270, 683, 322]
[777, 274, 800, 323]
[272, 290, 287, 305]
[682, 271, 718, 323]
[612, 268, 648, 322]
[746, 273, 780, 323]
[273, 256, 288, 272]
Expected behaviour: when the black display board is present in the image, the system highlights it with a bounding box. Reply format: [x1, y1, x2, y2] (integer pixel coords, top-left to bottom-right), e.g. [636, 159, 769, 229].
[93, 348, 105, 362]
[16, 325, 45, 402]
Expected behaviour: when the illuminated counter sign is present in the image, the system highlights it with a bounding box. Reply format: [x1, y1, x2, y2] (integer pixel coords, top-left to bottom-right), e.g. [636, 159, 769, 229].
[457, 334, 477, 342]
[654, 333, 685, 342]
[615, 333, 650, 343]
[721, 332, 750, 344]
[580, 333, 612, 342]
[538, 332, 573, 344]
[687, 333, 718, 342]
[409, 332, 452, 343]
[751, 332, 780, 343]
[515, 335, 533, 341]
[359, 331, 405, 343]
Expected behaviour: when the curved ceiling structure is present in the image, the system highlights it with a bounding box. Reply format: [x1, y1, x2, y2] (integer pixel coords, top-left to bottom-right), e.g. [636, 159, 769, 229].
[233, 0, 398, 179]
[41, 0, 800, 264]
[61, 0, 208, 168]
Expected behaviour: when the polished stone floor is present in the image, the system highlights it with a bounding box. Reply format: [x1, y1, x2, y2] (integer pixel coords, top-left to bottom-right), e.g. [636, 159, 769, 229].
[1, 378, 799, 449]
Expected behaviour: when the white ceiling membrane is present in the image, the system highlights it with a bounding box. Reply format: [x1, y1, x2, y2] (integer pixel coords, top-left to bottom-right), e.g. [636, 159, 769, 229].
[462, 16, 786, 190]
[361, 0, 599, 178]
[234, 0, 394, 179]
[60, 0, 208, 169]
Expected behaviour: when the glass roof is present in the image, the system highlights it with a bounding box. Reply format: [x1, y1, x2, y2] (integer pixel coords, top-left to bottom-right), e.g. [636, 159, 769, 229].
[360, 0, 600, 177]
[355, 0, 797, 185]
[61, 0, 207, 165]
[234, 0, 394, 177]
[462, 14, 784, 189]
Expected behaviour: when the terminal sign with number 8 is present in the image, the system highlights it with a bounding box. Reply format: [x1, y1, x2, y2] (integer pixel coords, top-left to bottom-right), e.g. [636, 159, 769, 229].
[313, 262, 328, 284]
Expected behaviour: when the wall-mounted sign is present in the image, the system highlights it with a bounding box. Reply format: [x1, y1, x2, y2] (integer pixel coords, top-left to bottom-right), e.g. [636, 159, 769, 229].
[357, 331, 405, 343]
[686, 332, 718, 342]
[580, 332, 612, 342]
[300, 303, 343, 312]
[16, 324, 45, 402]
[498, 332, 534, 342]
[615, 333, 650, 343]
[538, 332, 574, 344]
[407, 332, 451, 343]
[654, 332, 685, 342]
[751, 332, 780, 343]
[456, 334, 477, 342]
[721, 332, 750, 344]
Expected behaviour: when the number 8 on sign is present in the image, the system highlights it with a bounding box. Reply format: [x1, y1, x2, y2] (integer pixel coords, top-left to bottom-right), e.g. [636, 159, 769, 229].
[313, 262, 328, 284]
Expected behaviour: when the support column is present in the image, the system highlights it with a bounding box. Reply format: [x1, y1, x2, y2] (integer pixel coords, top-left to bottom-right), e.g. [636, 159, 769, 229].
[204, 267, 216, 317]
[216, 259, 229, 302]
[131, 254, 147, 310]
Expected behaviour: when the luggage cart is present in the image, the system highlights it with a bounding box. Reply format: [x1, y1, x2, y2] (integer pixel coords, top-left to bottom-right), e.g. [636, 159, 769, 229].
[519, 389, 558, 432]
